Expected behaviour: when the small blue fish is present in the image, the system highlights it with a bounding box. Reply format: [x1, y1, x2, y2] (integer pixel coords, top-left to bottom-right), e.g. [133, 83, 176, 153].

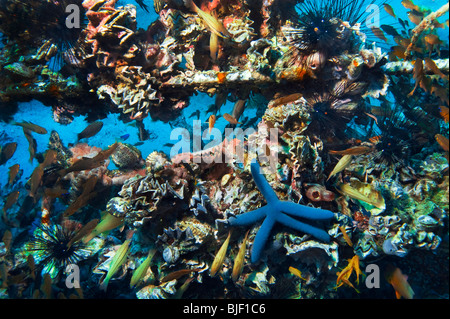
[120, 134, 130, 141]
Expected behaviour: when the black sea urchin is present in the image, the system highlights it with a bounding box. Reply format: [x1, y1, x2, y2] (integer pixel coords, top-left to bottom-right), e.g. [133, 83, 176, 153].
[304, 84, 361, 141]
[285, 0, 373, 56]
[0, 0, 86, 70]
[367, 103, 419, 168]
[25, 223, 93, 277]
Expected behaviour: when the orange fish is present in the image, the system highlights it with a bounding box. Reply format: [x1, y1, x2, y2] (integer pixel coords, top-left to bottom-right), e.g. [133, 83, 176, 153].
[22, 128, 36, 163]
[339, 225, 353, 247]
[408, 58, 424, 97]
[424, 58, 448, 80]
[389, 45, 406, 60]
[42, 149, 57, 168]
[371, 27, 388, 42]
[383, 4, 396, 18]
[2, 229, 12, 253]
[270, 93, 303, 108]
[13, 121, 47, 134]
[424, 34, 443, 45]
[67, 219, 99, 248]
[208, 114, 216, 133]
[401, 0, 420, 11]
[288, 266, 307, 281]
[44, 185, 69, 199]
[3, 191, 20, 221]
[231, 99, 246, 122]
[424, 34, 443, 56]
[329, 146, 373, 156]
[63, 176, 98, 217]
[7, 164, 20, 185]
[28, 164, 44, 200]
[385, 266, 415, 299]
[407, 11, 423, 25]
[223, 113, 242, 125]
[431, 83, 449, 105]
[335, 255, 361, 292]
[439, 105, 449, 122]
[0, 142, 17, 166]
[58, 143, 119, 177]
[435, 134, 449, 151]
[63, 191, 98, 218]
[160, 268, 203, 283]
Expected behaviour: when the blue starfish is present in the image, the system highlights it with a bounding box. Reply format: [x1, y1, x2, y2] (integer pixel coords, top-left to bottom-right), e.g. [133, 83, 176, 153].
[228, 161, 335, 263]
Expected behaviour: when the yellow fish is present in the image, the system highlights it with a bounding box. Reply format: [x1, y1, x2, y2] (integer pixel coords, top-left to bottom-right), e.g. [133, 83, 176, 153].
[83, 213, 124, 243]
[339, 183, 385, 209]
[210, 231, 231, 277]
[100, 239, 131, 291]
[210, 32, 218, 62]
[185, 0, 230, 39]
[231, 230, 249, 281]
[130, 249, 156, 288]
[288, 266, 307, 281]
[335, 255, 361, 292]
[327, 154, 353, 181]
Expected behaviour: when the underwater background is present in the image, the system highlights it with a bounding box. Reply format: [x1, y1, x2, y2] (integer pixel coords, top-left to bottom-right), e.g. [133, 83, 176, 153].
[0, 0, 448, 299]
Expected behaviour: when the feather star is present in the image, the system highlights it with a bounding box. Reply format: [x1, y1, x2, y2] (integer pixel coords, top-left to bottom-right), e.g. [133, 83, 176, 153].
[228, 161, 335, 263]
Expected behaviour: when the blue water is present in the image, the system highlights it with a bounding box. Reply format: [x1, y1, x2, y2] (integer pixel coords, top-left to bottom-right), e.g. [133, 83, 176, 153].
[0, 0, 448, 300]
[0, 0, 448, 189]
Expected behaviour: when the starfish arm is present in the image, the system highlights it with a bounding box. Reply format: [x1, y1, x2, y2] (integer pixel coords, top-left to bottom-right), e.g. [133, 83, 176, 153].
[277, 201, 335, 220]
[251, 161, 279, 204]
[250, 216, 276, 264]
[275, 212, 331, 243]
[228, 206, 268, 226]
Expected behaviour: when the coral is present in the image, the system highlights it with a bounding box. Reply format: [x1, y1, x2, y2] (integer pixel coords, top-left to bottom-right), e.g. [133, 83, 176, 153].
[111, 142, 144, 169]
[108, 170, 189, 229]
[228, 161, 335, 263]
